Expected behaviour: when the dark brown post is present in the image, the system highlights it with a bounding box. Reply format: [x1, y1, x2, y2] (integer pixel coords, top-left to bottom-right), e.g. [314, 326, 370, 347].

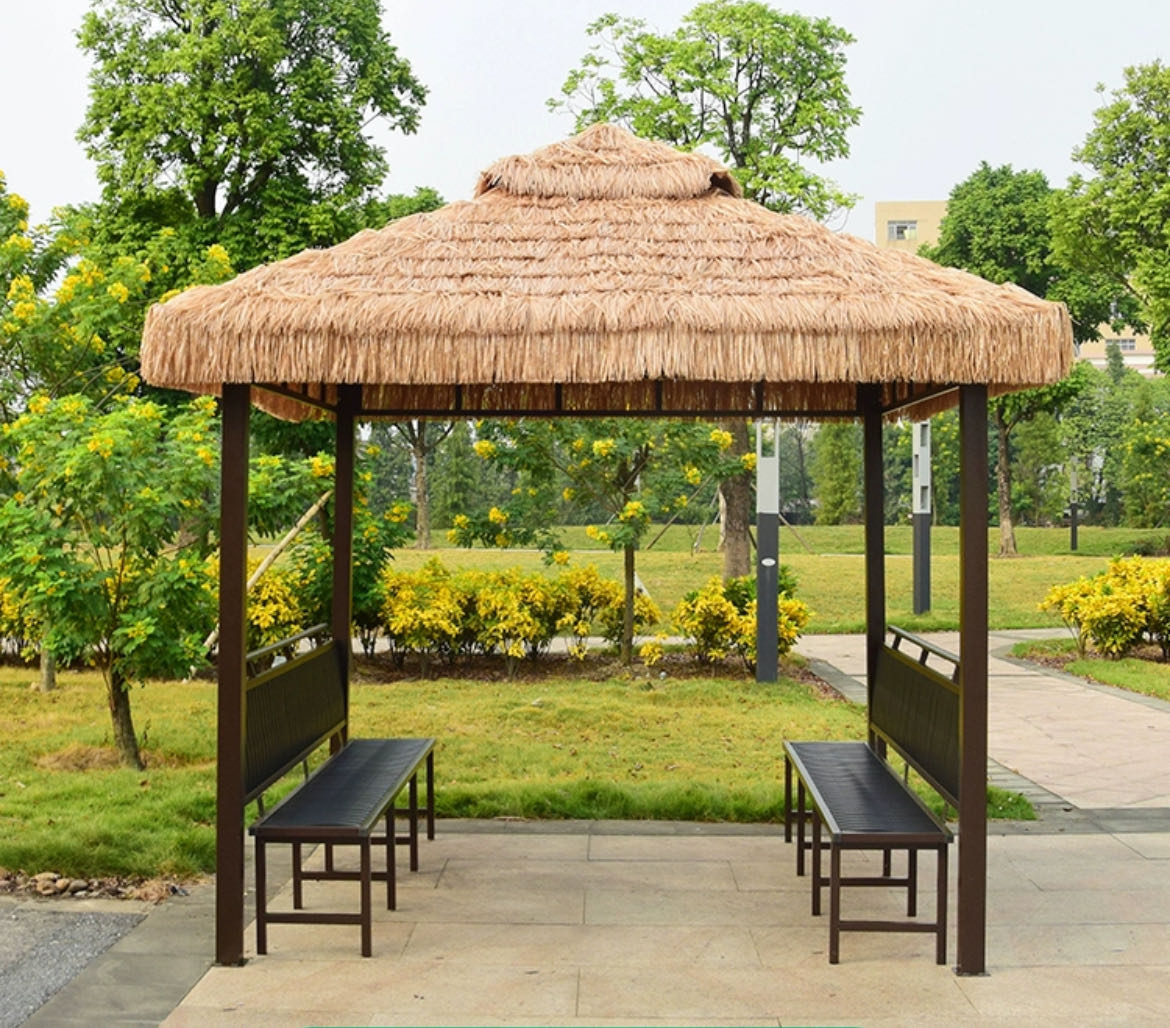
[216, 384, 250, 966]
[860, 385, 885, 740]
[332, 385, 359, 744]
[957, 383, 989, 975]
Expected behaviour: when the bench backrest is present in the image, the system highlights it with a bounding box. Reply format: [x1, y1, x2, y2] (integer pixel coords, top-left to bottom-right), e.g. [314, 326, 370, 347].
[244, 642, 346, 805]
[870, 642, 959, 808]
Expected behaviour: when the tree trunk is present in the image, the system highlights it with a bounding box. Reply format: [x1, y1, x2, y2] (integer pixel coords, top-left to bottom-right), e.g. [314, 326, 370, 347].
[621, 543, 636, 665]
[38, 646, 56, 693]
[718, 419, 753, 579]
[994, 407, 1018, 557]
[413, 427, 431, 549]
[107, 665, 144, 770]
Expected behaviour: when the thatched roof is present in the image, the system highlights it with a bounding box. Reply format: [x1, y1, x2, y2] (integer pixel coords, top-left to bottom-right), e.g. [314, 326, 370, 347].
[140, 123, 1073, 421]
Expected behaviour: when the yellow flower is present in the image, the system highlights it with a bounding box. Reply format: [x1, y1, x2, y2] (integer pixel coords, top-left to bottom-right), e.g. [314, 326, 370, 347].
[453, 514, 470, 529]
[87, 435, 115, 459]
[585, 524, 600, 540]
[685, 465, 702, 485]
[107, 281, 130, 303]
[562, 487, 576, 502]
[28, 394, 50, 415]
[196, 446, 215, 467]
[740, 452, 757, 472]
[709, 428, 733, 450]
[592, 438, 616, 458]
[473, 439, 496, 459]
[551, 550, 571, 565]
[488, 506, 508, 525]
[309, 455, 334, 478]
[619, 500, 646, 522]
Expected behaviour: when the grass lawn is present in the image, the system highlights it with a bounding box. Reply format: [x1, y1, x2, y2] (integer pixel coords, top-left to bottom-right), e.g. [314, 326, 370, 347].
[0, 657, 1031, 881]
[1011, 637, 1170, 703]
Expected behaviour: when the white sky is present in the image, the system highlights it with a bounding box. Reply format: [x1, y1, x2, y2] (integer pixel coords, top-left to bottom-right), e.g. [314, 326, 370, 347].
[3, 0, 1169, 240]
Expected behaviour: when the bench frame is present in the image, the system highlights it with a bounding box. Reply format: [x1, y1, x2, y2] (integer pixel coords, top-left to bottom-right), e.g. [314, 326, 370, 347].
[244, 640, 435, 957]
[784, 627, 959, 964]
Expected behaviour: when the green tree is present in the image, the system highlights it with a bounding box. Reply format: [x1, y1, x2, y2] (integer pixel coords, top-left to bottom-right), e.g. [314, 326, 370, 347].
[1053, 61, 1170, 372]
[0, 396, 221, 768]
[809, 421, 861, 524]
[77, 0, 428, 268]
[921, 163, 1109, 554]
[451, 419, 747, 663]
[552, 0, 861, 578]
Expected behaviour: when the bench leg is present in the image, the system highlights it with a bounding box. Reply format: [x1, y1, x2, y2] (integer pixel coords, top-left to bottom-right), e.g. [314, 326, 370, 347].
[255, 837, 268, 955]
[796, 780, 807, 877]
[387, 808, 397, 911]
[360, 839, 372, 958]
[292, 842, 303, 910]
[811, 815, 823, 917]
[409, 773, 420, 872]
[936, 845, 948, 965]
[829, 844, 842, 964]
[426, 751, 436, 841]
[907, 848, 918, 917]
[784, 756, 792, 844]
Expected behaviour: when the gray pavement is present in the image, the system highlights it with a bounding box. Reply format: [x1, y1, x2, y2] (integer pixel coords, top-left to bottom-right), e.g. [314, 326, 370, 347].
[10, 630, 1170, 1026]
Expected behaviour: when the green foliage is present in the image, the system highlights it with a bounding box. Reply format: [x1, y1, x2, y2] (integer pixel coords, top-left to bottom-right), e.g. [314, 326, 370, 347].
[1, 172, 236, 419]
[1120, 412, 1170, 527]
[1053, 61, 1170, 371]
[810, 421, 861, 523]
[0, 395, 220, 765]
[77, 0, 428, 268]
[449, 418, 746, 660]
[551, 0, 860, 219]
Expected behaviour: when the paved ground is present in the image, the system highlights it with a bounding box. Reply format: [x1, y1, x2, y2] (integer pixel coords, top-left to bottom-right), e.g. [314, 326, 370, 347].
[14, 630, 1170, 1026]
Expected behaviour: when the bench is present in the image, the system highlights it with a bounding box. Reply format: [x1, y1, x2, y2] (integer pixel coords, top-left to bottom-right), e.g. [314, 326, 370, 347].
[784, 627, 959, 964]
[244, 639, 436, 957]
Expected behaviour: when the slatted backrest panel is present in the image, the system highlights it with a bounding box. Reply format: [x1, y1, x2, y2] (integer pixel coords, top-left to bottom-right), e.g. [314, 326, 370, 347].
[871, 645, 960, 808]
[244, 643, 346, 804]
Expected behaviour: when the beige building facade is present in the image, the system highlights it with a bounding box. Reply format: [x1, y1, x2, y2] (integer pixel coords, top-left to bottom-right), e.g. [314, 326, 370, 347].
[875, 200, 1160, 376]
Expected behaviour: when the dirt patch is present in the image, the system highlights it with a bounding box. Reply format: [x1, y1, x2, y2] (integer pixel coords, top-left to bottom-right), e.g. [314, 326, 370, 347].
[0, 866, 206, 903]
[35, 744, 121, 772]
[351, 649, 822, 686]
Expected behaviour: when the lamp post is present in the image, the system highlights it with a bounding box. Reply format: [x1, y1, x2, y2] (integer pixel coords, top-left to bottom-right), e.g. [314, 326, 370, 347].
[756, 420, 780, 683]
[912, 420, 932, 615]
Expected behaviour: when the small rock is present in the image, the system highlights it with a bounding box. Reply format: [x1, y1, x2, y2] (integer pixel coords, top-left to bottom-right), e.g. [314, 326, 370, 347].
[68, 879, 88, 894]
[36, 881, 57, 896]
[33, 871, 59, 884]
[54, 878, 71, 894]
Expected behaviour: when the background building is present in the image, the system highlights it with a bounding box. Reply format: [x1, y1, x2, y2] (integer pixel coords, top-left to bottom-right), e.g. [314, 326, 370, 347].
[875, 200, 1160, 376]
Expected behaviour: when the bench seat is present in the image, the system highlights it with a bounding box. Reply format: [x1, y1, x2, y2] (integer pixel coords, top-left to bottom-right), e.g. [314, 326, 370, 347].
[784, 740, 951, 964]
[251, 737, 436, 957]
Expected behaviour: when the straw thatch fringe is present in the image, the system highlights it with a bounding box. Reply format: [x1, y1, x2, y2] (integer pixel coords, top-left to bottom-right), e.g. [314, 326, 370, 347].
[140, 123, 1074, 422]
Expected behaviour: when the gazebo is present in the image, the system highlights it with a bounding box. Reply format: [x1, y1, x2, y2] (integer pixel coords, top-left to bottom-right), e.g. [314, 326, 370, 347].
[140, 124, 1073, 975]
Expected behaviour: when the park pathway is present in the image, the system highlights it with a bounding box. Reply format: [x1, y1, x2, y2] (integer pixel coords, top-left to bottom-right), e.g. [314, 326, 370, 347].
[795, 629, 1170, 813]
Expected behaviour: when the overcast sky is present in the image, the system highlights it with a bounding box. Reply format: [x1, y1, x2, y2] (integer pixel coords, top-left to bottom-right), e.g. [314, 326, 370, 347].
[4, 0, 1169, 240]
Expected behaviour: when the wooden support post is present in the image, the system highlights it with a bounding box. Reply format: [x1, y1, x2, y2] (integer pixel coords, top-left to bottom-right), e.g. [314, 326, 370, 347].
[957, 384, 989, 975]
[332, 385, 359, 747]
[861, 386, 885, 745]
[216, 384, 250, 966]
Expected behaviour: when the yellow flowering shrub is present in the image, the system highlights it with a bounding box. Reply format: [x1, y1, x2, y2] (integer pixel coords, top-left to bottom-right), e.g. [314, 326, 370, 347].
[1041, 556, 1170, 659]
[379, 559, 464, 674]
[672, 576, 810, 671]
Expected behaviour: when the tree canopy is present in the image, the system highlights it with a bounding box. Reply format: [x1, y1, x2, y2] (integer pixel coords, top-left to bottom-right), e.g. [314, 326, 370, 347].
[550, 0, 860, 220]
[77, 0, 428, 266]
[1052, 60, 1170, 372]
